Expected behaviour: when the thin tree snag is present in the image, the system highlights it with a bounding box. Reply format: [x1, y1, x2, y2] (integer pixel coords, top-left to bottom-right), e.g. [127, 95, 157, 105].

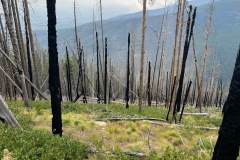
[130, 28, 135, 104]
[0, 65, 22, 94]
[173, 6, 197, 122]
[96, 32, 101, 103]
[179, 80, 192, 123]
[0, 48, 48, 100]
[108, 59, 112, 104]
[0, 95, 22, 130]
[138, 0, 147, 112]
[23, 3, 34, 100]
[1, 0, 30, 110]
[212, 46, 240, 160]
[66, 47, 73, 102]
[168, 0, 182, 109]
[147, 61, 151, 106]
[23, 0, 41, 100]
[151, 3, 167, 100]
[198, 0, 214, 113]
[104, 38, 108, 104]
[165, 72, 169, 108]
[126, 33, 130, 108]
[166, 76, 176, 121]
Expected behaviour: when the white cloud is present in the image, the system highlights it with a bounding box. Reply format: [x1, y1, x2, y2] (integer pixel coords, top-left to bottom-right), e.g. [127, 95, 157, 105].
[30, 0, 177, 30]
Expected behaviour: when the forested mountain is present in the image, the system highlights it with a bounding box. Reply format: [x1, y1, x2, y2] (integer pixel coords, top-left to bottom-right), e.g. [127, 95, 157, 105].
[34, 0, 240, 83]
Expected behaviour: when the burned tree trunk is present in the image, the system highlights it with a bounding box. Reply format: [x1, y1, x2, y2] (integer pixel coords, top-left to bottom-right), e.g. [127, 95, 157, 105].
[147, 61, 151, 106]
[65, 47, 73, 102]
[47, 0, 62, 136]
[1, 0, 30, 109]
[179, 80, 192, 123]
[104, 38, 107, 104]
[96, 32, 101, 103]
[126, 33, 130, 109]
[212, 46, 240, 159]
[173, 6, 197, 122]
[23, 6, 34, 100]
[166, 76, 176, 121]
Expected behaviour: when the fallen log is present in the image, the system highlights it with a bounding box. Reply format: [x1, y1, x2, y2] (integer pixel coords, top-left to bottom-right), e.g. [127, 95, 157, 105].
[97, 117, 167, 122]
[177, 112, 210, 116]
[147, 121, 218, 130]
[0, 95, 22, 130]
[89, 149, 147, 158]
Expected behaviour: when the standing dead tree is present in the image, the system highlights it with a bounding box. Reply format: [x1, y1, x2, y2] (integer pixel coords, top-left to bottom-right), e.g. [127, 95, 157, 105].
[65, 47, 73, 102]
[197, 0, 214, 112]
[138, 0, 147, 112]
[23, 0, 41, 100]
[47, 0, 62, 136]
[173, 6, 197, 122]
[126, 33, 130, 108]
[212, 45, 240, 160]
[1, 0, 30, 109]
[147, 61, 151, 106]
[104, 37, 107, 104]
[96, 32, 101, 103]
[130, 28, 136, 104]
[179, 80, 192, 123]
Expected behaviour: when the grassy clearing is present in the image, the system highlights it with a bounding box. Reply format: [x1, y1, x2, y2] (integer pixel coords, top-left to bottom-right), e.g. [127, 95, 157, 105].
[1, 100, 223, 159]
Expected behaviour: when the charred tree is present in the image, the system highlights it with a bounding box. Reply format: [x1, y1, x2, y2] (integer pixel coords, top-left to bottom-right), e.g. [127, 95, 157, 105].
[65, 47, 73, 102]
[173, 6, 197, 122]
[166, 76, 176, 121]
[179, 80, 192, 123]
[47, 0, 62, 136]
[212, 46, 240, 159]
[126, 33, 130, 108]
[96, 32, 101, 103]
[147, 61, 151, 106]
[104, 38, 107, 104]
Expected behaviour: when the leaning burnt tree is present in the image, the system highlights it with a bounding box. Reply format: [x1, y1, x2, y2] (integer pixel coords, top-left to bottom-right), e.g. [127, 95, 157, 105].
[47, 0, 62, 136]
[212, 46, 240, 159]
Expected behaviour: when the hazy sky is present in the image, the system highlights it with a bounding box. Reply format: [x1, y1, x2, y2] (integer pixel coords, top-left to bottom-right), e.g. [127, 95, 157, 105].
[30, 0, 176, 30]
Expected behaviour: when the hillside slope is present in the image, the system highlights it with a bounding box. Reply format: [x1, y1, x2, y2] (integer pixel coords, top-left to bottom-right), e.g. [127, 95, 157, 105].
[34, 0, 240, 83]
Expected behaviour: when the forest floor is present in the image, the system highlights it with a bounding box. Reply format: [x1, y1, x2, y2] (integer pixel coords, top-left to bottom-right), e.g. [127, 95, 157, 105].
[1, 100, 224, 159]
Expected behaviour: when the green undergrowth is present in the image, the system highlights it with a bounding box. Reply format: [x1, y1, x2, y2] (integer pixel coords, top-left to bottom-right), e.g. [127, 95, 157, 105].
[0, 125, 89, 160]
[2, 100, 223, 159]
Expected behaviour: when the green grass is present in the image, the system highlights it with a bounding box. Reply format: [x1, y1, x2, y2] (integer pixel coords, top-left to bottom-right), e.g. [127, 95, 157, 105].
[2, 100, 223, 159]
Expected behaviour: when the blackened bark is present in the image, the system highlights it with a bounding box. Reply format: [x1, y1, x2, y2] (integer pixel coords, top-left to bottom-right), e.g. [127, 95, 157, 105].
[173, 6, 196, 119]
[147, 61, 151, 106]
[108, 71, 112, 104]
[24, 21, 34, 100]
[179, 80, 192, 123]
[82, 49, 87, 103]
[96, 32, 101, 103]
[219, 79, 223, 108]
[166, 76, 176, 121]
[66, 47, 72, 102]
[104, 38, 107, 104]
[126, 33, 130, 108]
[212, 46, 240, 160]
[165, 72, 169, 108]
[47, 0, 62, 136]
[74, 42, 83, 103]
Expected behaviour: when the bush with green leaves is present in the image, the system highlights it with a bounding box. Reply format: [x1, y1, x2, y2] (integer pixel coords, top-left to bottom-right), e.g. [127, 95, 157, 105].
[0, 125, 89, 160]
